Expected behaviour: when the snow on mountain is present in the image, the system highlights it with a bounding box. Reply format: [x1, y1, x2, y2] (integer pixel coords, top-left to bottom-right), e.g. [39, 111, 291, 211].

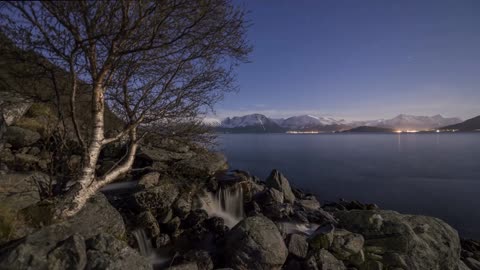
[220, 114, 349, 131]
[202, 117, 221, 126]
[280, 115, 323, 129]
[221, 114, 279, 129]
[353, 114, 462, 130]
[218, 113, 462, 132]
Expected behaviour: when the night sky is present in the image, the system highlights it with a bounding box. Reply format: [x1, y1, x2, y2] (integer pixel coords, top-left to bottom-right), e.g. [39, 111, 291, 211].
[216, 0, 480, 121]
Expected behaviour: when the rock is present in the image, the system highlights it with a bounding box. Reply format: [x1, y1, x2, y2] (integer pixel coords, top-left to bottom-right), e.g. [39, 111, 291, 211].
[361, 260, 384, 270]
[465, 258, 480, 270]
[330, 229, 365, 261]
[0, 193, 127, 269]
[0, 172, 52, 244]
[28, 146, 41, 155]
[137, 146, 194, 163]
[47, 234, 87, 270]
[0, 91, 32, 126]
[85, 233, 152, 270]
[131, 180, 179, 212]
[166, 262, 198, 270]
[459, 260, 473, 270]
[265, 169, 295, 203]
[173, 193, 193, 219]
[138, 172, 160, 188]
[176, 151, 228, 177]
[266, 188, 284, 204]
[225, 216, 288, 270]
[181, 249, 214, 270]
[155, 234, 171, 248]
[309, 223, 335, 250]
[287, 233, 309, 259]
[335, 210, 461, 270]
[205, 216, 229, 236]
[297, 197, 321, 211]
[4, 126, 41, 148]
[305, 249, 346, 270]
[165, 216, 182, 235]
[183, 209, 209, 228]
[137, 211, 160, 238]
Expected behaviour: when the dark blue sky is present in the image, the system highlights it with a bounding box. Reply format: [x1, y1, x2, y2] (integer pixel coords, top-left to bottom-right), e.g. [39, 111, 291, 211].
[215, 0, 480, 121]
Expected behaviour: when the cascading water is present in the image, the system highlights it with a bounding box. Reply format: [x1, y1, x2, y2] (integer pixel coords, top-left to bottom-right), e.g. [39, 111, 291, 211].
[132, 229, 170, 268]
[132, 229, 154, 257]
[201, 183, 245, 228]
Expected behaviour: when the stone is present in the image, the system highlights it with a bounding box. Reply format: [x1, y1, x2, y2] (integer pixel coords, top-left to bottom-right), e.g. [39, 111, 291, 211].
[137, 211, 160, 238]
[131, 180, 179, 212]
[183, 209, 209, 228]
[85, 233, 152, 270]
[175, 151, 228, 177]
[0, 172, 52, 244]
[465, 257, 480, 270]
[287, 233, 309, 259]
[47, 234, 87, 270]
[330, 229, 365, 260]
[306, 249, 346, 270]
[309, 223, 335, 250]
[182, 249, 214, 270]
[0, 91, 31, 126]
[297, 197, 321, 210]
[0, 193, 126, 269]
[138, 172, 160, 188]
[361, 260, 383, 270]
[266, 188, 284, 204]
[4, 126, 41, 148]
[173, 193, 193, 219]
[335, 210, 461, 270]
[166, 262, 198, 270]
[225, 216, 288, 270]
[265, 169, 295, 203]
[155, 234, 171, 248]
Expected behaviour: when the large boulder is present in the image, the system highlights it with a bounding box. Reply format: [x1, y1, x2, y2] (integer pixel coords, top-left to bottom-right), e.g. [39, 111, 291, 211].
[0, 91, 31, 127]
[0, 172, 51, 244]
[0, 193, 128, 269]
[305, 249, 346, 270]
[85, 233, 152, 270]
[335, 210, 461, 270]
[4, 126, 41, 148]
[224, 216, 288, 270]
[175, 151, 228, 177]
[265, 169, 295, 203]
[131, 179, 179, 212]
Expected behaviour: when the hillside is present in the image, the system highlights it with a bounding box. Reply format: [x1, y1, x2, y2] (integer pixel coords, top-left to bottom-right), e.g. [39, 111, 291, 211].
[440, 115, 480, 131]
[344, 126, 396, 133]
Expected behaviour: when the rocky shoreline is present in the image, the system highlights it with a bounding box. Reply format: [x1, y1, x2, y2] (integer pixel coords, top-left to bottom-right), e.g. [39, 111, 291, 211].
[1, 100, 480, 269]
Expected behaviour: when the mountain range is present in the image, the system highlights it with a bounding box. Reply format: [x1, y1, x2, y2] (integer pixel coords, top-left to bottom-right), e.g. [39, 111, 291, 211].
[213, 113, 466, 133]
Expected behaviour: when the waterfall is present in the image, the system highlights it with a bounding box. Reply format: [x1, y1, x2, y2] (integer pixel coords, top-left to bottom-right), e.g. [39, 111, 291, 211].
[132, 229, 171, 267]
[132, 229, 154, 257]
[201, 183, 245, 228]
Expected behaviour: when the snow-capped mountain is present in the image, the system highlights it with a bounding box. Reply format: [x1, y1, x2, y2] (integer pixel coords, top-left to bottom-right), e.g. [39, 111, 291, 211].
[353, 114, 462, 130]
[219, 114, 284, 132]
[218, 114, 350, 132]
[216, 113, 462, 133]
[275, 115, 347, 129]
[202, 117, 221, 127]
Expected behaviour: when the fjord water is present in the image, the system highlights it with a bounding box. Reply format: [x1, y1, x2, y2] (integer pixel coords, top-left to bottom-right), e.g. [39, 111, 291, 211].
[217, 133, 480, 238]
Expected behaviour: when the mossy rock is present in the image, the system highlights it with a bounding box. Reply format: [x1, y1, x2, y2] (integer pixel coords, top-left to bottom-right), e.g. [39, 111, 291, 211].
[25, 103, 56, 118]
[0, 205, 17, 243]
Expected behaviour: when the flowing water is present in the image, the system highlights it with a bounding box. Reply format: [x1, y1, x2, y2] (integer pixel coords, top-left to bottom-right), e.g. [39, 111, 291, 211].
[201, 183, 245, 228]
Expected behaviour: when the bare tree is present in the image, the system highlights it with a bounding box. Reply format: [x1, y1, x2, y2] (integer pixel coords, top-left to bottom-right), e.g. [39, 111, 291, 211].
[1, 0, 250, 218]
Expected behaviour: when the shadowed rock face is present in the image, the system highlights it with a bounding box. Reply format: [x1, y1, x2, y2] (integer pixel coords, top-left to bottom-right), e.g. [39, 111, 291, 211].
[265, 169, 295, 204]
[334, 210, 461, 270]
[225, 216, 288, 270]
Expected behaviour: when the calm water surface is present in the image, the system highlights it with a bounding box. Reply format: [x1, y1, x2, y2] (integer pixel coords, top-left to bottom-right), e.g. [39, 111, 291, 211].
[217, 133, 480, 238]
